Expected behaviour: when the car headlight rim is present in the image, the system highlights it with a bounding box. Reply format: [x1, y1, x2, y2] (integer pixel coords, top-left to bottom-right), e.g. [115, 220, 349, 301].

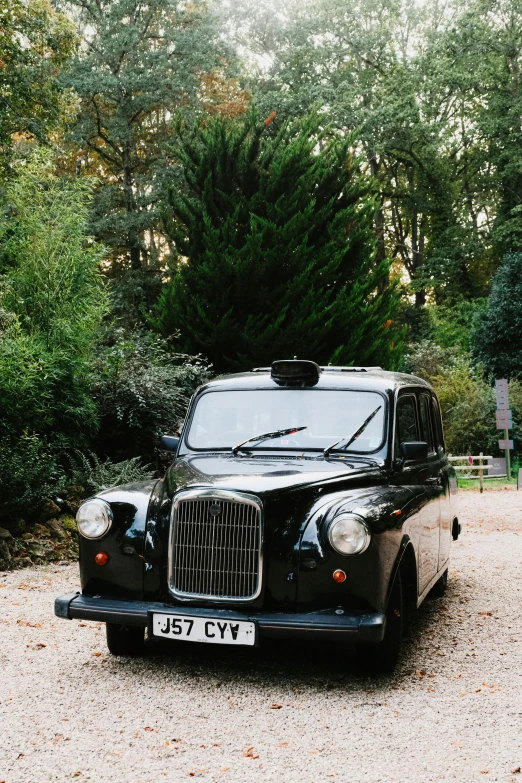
[327, 513, 371, 556]
[76, 498, 113, 540]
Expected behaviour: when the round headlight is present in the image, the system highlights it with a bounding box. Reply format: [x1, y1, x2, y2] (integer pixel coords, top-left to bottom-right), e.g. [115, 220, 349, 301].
[328, 514, 370, 555]
[76, 499, 113, 540]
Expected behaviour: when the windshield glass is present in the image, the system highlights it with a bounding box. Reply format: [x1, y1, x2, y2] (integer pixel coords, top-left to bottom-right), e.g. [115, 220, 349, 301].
[187, 390, 386, 453]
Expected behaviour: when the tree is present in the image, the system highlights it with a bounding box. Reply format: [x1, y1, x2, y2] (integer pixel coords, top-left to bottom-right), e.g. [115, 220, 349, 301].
[0, 0, 76, 171]
[471, 253, 522, 378]
[220, 0, 500, 312]
[57, 0, 238, 271]
[153, 111, 403, 373]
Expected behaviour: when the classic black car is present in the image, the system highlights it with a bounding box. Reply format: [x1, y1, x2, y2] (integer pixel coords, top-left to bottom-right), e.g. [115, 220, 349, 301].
[55, 360, 460, 673]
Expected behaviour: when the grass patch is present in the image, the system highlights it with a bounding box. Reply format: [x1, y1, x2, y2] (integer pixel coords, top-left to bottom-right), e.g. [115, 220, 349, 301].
[457, 476, 518, 490]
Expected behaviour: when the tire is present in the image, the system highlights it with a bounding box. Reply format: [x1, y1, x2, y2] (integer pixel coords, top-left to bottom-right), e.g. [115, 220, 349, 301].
[430, 568, 448, 598]
[356, 569, 403, 674]
[106, 623, 145, 656]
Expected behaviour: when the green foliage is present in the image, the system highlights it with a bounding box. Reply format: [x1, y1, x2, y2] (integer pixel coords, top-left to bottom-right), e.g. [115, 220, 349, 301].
[0, 0, 76, 171]
[0, 433, 65, 519]
[92, 329, 212, 462]
[0, 155, 106, 516]
[68, 451, 155, 495]
[471, 253, 522, 379]
[404, 339, 522, 462]
[58, 0, 233, 270]
[154, 111, 403, 373]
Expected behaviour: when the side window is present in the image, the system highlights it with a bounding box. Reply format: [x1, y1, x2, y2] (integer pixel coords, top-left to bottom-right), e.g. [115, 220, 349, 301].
[431, 395, 445, 452]
[419, 394, 435, 454]
[395, 395, 418, 456]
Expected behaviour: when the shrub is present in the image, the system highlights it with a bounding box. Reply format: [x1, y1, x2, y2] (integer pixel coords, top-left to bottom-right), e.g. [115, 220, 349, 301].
[0, 433, 64, 521]
[92, 329, 212, 462]
[404, 339, 522, 461]
[68, 452, 155, 494]
[0, 154, 106, 518]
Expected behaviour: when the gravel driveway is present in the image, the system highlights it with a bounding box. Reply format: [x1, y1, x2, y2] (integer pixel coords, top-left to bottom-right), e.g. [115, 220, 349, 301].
[1, 489, 521, 783]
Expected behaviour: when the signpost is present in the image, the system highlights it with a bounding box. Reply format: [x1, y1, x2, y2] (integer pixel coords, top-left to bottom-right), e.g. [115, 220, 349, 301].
[495, 379, 513, 479]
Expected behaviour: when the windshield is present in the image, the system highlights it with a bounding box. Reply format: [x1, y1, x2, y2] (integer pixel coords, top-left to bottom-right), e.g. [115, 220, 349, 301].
[186, 389, 386, 453]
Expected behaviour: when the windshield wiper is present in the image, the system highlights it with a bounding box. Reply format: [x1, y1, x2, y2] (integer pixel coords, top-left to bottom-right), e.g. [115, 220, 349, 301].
[323, 406, 382, 458]
[232, 426, 307, 455]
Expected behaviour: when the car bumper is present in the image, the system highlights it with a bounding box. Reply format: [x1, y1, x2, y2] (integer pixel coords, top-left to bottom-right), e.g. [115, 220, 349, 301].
[55, 593, 386, 644]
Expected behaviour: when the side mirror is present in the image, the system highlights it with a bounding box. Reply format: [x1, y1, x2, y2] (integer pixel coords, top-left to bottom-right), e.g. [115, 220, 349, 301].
[400, 441, 428, 462]
[160, 434, 180, 453]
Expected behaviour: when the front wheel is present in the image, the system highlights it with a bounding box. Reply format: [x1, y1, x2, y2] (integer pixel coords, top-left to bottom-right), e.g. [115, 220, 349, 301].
[356, 570, 403, 674]
[106, 623, 145, 656]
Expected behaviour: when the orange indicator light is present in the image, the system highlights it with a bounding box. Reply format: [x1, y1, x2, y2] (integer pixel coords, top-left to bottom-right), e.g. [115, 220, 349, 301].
[390, 509, 402, 517]
[95, 552, 109, 566]
[333, 569, 346, 583]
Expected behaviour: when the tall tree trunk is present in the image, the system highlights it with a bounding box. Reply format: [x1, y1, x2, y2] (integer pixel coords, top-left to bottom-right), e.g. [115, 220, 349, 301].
[122, 144, 141, 270]
[408, 166, 425, 307]
[369, 153, 388, 293]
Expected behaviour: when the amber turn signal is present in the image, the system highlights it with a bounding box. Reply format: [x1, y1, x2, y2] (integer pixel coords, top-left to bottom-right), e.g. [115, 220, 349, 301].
[95, 552, 109, 566]
[333, 569, 346, 583]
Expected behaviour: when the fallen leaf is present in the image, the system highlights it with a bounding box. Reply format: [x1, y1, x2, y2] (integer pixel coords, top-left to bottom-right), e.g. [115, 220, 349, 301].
[270, 704, 283, 709]
[480, 771, 489, 775]
[478, 611, 492, 616]
[512, 766, 521, 774]
[220, 769, 230, 773]
[144, 727, 154, 731]
[243, 747, 259, 759]
[277, 742, 289, 747]
[91, 652, 101, 657]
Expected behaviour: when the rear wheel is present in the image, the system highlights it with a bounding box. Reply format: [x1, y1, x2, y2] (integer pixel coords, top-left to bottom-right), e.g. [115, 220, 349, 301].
[356, 570, 403, 674]
[430, 568, 448, 598]
[106, 623, 145, 656]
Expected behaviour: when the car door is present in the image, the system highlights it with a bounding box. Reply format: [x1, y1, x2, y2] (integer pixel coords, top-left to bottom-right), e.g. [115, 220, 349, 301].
[417, 391, 443, 592]
[431, 393, 452, 570]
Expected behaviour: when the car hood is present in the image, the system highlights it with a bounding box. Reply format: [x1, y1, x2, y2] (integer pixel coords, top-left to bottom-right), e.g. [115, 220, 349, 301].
[165, 453, 384, 497]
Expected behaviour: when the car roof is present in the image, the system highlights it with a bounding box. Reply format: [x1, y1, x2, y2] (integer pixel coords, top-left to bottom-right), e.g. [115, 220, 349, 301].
[200, 367, 433, 394]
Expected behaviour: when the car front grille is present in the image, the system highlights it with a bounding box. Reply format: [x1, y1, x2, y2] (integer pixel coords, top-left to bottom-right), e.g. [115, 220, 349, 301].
[168, 491, 263, 602]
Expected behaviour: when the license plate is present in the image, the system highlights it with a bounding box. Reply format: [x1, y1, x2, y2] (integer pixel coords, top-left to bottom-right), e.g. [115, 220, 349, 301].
[151, 613, 256, 646]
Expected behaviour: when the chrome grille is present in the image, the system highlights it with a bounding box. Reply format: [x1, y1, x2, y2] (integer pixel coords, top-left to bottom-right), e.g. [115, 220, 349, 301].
[168, 491, 262, 601]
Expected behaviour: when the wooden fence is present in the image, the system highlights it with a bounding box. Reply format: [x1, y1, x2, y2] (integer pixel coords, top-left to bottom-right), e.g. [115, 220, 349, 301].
[447, 453, 505, 493]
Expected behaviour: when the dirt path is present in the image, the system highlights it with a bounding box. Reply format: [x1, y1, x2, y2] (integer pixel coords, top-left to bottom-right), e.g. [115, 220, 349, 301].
[1, 489, 521, 783]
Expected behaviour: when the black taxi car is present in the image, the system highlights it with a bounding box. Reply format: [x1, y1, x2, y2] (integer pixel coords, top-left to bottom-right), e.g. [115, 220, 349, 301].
[55, 360, 460, 672]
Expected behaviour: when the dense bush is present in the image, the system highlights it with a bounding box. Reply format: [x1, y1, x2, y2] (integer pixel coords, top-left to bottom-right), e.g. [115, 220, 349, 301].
[0, 434, 65, 520]
[404, 339, 522, 462]
[68, 452, 156, 495]
[0, 155, 106, 517]
[92, 329, 212, 463]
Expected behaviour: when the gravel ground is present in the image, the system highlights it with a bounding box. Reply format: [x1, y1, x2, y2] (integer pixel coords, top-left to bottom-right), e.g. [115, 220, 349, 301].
[1, 489, 521, 783]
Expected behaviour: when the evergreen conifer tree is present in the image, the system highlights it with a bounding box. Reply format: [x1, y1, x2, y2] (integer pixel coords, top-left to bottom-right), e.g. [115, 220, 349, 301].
[153, 111, 403, 372]
[471, 253, 522, 379]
